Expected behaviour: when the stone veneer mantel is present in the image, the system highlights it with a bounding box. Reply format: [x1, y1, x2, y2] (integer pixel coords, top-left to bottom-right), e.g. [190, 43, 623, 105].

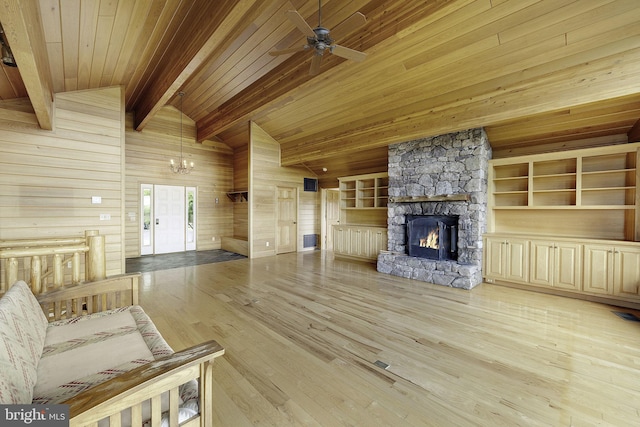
[377, 128, 491, 290]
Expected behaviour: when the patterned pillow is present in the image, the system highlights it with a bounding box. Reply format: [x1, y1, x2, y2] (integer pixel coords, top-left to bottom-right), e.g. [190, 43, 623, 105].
[0, 281, 48, 403]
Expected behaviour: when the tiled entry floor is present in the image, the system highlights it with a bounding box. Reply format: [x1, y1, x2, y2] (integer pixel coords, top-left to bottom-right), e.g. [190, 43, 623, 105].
[126, 249, 246, 273]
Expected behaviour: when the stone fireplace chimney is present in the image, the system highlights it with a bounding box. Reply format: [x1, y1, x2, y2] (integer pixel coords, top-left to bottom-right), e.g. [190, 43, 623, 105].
[377, 128, 491, 289]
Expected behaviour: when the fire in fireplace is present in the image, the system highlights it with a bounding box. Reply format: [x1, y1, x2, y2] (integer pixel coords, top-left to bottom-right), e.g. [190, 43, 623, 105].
[406, 215, 458, 261]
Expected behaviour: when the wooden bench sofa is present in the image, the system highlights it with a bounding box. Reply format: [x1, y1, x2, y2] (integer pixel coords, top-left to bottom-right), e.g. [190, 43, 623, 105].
[0, 274, 224, 426]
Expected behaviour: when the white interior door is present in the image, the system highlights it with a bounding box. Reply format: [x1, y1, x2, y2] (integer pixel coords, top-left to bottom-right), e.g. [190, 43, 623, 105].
[154, 185, 186, 254]
[140, 184, 154, 255]
[324, 189, 340, 250]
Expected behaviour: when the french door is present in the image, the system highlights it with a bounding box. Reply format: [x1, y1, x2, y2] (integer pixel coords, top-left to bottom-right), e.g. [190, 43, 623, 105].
[140, 184, 196, 255]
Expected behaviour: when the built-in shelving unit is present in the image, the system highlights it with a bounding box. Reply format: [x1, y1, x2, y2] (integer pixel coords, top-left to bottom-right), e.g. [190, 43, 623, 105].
[488, 143, 640, 241]
[340, 173, 389, 209]
[335, 172, 389, 262]
[492, 147, 637, 210]
[485, 142, 640, 308]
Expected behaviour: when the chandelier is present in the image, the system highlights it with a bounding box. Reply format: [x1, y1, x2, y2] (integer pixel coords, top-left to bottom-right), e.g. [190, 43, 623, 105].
[169, 92, 194, 174]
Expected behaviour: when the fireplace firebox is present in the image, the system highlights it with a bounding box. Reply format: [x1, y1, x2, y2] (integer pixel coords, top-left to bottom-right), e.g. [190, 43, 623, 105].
[406, 215, 458, 261]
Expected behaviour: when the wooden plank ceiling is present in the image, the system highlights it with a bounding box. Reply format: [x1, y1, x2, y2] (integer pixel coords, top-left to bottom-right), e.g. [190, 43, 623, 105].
[1, 0, 640, 186]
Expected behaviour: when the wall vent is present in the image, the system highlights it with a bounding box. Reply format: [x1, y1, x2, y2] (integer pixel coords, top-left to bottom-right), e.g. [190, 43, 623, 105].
[304, 178, 318, 192]
[303, 234, 318, 248]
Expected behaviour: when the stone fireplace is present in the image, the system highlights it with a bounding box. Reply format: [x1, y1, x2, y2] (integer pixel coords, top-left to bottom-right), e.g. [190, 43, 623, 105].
[377, 128, 491, 289]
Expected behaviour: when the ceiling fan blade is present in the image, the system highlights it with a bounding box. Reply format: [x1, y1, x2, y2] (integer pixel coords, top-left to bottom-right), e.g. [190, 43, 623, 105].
[331, 44, 366, 62]
[286, 10, 316, 38]
[269, 45, 308, 56]
[309, 54, 322, 75]
[330, 12, 366, 41]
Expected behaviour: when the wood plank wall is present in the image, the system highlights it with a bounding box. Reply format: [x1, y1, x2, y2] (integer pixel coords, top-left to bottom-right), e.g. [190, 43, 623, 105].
[0, 86, 125, 277]
[124, 106, 234, 257]
[249, 122, 319, 258]
[233, 141, 248, 240]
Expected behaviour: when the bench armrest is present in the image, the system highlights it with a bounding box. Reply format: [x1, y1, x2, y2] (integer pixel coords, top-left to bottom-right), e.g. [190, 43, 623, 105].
[64, 340, 225, 426]
[37, 273, 140, 321]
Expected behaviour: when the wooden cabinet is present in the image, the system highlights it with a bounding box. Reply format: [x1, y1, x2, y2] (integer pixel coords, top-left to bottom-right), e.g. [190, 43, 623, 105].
[333, 225, 388, 262]
[486, 144, 640, 306]
[583, 243, 640, 297]
[484, 236, 528, 284]
[485, 233, 640, 306]
[335, 172, 388, 263]
[529, 240, 581, 290]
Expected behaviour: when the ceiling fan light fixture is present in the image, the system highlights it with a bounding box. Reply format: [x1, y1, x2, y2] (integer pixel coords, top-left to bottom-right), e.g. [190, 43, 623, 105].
[270, 1, 367, 75]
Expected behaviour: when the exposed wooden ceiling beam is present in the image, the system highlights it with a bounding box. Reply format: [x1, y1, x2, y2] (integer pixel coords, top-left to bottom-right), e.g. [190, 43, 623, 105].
[196, 0, 458, 142]
[628, 117, 640, 142]
[133, 0, 260, 132]
[0, 0, 53, 130]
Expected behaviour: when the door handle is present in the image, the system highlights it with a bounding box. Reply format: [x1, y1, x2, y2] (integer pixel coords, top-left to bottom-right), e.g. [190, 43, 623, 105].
[156, 219, 159, 225]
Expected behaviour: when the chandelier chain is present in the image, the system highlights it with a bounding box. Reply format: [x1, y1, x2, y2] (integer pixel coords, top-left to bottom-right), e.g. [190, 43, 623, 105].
[169, 91, 194, 174]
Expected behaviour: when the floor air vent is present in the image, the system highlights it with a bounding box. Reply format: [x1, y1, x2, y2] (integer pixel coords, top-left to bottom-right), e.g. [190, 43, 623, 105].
[612, 311, 640, 322]
[374, 360, 389, 370]
[303, 234, 318, 248]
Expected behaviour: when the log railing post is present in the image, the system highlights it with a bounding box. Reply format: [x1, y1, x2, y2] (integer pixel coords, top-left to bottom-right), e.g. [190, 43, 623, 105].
[6, 257, 18, 292]
[86, 233, 106, 282]
[53, 253, 64, 289]
[72, 251, 81, 284]
[31, 255, 42, 295]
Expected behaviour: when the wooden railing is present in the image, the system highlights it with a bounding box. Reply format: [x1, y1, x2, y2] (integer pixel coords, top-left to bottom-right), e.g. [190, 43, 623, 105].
[0, 230, 106, 295]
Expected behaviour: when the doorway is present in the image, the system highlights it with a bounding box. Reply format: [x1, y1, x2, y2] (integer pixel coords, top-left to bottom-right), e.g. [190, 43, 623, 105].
[322, 189, 340, 250]
[276, 186, 297, 254]
[140, 184, 196, 255]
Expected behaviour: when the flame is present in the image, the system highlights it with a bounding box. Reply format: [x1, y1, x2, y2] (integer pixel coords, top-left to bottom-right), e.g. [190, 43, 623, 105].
[419, 229, 439, 249]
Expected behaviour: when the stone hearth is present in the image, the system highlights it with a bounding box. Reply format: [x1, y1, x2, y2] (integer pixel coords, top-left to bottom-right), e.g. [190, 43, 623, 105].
[377, 128, 491, 289]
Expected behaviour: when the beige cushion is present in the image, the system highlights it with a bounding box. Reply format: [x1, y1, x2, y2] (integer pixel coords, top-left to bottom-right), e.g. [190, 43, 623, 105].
[34, 310, 154, 401]
[0, 281, 48, 404]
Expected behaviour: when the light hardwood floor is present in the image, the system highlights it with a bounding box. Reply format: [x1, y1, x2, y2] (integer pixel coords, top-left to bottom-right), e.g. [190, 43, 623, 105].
[137, 251, 640, 426]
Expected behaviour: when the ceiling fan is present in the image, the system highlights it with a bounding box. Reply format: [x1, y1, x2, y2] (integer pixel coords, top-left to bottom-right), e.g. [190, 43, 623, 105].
[270, 0, 367, 75]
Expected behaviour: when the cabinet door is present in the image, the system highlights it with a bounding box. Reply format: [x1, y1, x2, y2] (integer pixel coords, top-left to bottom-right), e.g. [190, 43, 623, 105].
[554, 242, 581, 290]
[484, 237, 506, 279]
[333, 227, 348, 255]
[505, 238, 529, 283]
[529, 240, 554, 287]
[349, 227, 369, 257]
[370, 228, 387, 259]
[613, 247, 640, 298]
[583, 244, 613, 294]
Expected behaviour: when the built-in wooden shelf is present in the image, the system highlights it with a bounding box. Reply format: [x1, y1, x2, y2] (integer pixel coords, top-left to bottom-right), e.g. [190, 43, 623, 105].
[488, 142, 640, 244]
[226, 191, 248, 202]
[339, 172, 389, 210]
